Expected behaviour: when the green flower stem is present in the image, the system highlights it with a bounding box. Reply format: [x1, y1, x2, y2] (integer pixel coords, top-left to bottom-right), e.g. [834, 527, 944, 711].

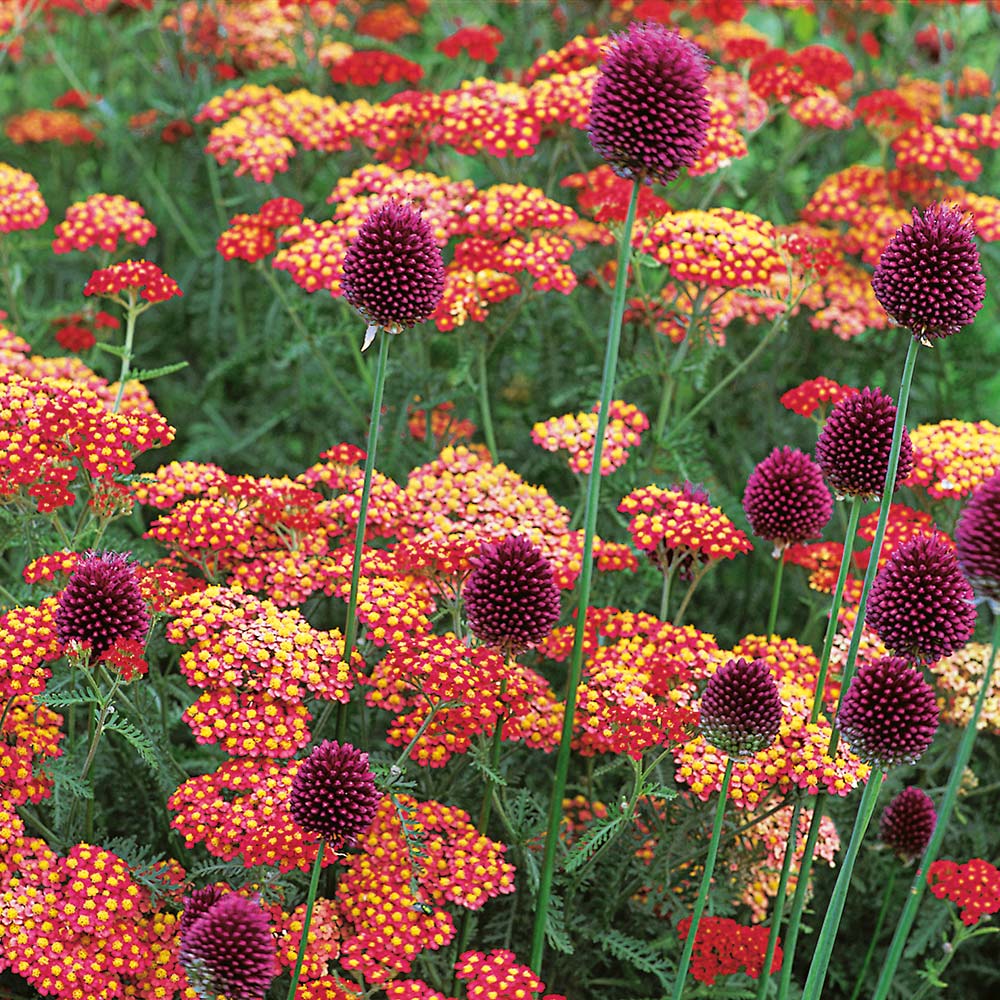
[529, 179, 641, 974]
[801, 770, 885, 1000]
[478, 676, 508, 832]
[0, 235, 23, 334]
[670, 757, 735, 1000]
[285, 838, 327, 1000]
[476, 334, 499, 460]
[778, 335, 921, 999]
[337, 331, 391, 743]
[112, 292, 141, 414]
[848, 865, 898, 1000]
[754, 798, 804, 1000]
[871, 611, 1000, 1000]
[659, 559, 680, 623]
[766, 552, 785, 637]
[672, 561, 715, 626]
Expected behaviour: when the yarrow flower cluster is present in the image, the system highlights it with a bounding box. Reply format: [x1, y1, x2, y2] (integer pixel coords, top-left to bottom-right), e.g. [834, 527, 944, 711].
[676, 915, 781, 985]
[879, 786, 937, 864]
[927, 858, 1000, 927]
[52, 193, 156, 254]
[587, 21, 711, 185]
[871, 203, 986, 343]
[780, 376, 858, 420]
[0, 161, 48, 232]
[531, 399, 649, 476]
[83, 259, 183, 303]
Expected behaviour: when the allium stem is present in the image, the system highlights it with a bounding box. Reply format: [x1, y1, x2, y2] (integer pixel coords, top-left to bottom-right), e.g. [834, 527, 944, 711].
[337, 332, 391, 742]
[871, 611, 1000, 1000]
[801, 771, 885, 1000]
[767, 552, 785, 637]
[285, 838, 326, 1000]
[530, 179, 641, 974]
[848, 865, 898, 1000]
[671, 757, 735, 1000]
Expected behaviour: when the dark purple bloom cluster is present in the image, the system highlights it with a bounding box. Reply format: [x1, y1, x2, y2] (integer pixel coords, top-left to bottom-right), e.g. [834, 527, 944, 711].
[180, 891, 276, 1000]
[588, 22, 711, 186]
[289, 739, 380, 847]
[837, 656, 939, 770]
[698, 657, 783, 760]
[871, 203, 985, 343]
[463, 535, 561, 656]
[879, 786, 937, 864]
[742, 447, 833, 551]
[866, 534, 977, 663]
[341, 199, 445, 346]
[55, 550, 150, 660]
[815, 387, 913, 500]
[955, 470, 1000, 612]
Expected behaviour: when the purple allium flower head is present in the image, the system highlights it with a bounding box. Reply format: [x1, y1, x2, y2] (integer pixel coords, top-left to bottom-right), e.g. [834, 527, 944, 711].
[815, 387, 913, 501]
[179, 886, 225, 942]
[698, 657, 783, 760]
[871, 203, 985, 344]
[463, 535, 561, 656]
[879, 786, 937, 864]
[587, 22, 711, 186]
[55, 550, 150, 660]
[866, 533, 977, 664]
[837, 656, 939, 769]
[289, 739, 379, 847]
[179, 892, 276, 1000]
[955, 470, 1000, 613]
[341, 199, 445, 349]
[742, 446, 833, 552]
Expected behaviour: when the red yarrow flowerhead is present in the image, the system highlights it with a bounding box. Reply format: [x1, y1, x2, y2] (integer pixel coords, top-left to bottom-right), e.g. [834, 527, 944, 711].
[289, 739, 379, 847]
[341, 199, 445, 350]
[55, 550, 151, 661]
[179, 891, 276, 1000]
[955, 469, 1000, 613]
[871, 203, 985, 344]
[698, 657, 783, 760]
[815, 387, 913, 501]
[866, 533, 977, 664]
[879, 786, 937, 865]
[837, 656, 939, 770]
[462, 534, 561, 657]
[742, 446, 833, 553]
[588, 21, 711, 186]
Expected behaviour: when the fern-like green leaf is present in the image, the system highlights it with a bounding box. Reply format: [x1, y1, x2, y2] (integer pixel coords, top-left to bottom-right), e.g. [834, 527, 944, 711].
[129, 360, 190, 382]
[467, 741, 507, 787]
[104, 716, 158, 768]
[543, 893, 574, 955]
[563, 813, 629, 874]
[600, 929, 674, 992]
[35, 690, 99, 708]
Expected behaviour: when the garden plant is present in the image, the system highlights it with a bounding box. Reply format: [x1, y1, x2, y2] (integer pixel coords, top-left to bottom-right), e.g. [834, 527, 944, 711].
[2, 1, 1000, 999]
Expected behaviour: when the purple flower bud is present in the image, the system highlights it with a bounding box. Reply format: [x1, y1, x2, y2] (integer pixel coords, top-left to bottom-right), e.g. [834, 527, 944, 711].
[866, 534, 977, 664]
[588, 22, 711, 186]
[180, 892, 276, 1000]
[289, 739, 379, 847]
[698, 657, 783, 760]
[742, 447, 833, 552]
[815, 387, 913, 500]
[871, 203, 985, 343]
[463, 535, 561, 656]
[838, 657, 939, 769]
[55, 550, 150, 660]
[879, 786, 936, 864]
[955, 470, 1000, 613]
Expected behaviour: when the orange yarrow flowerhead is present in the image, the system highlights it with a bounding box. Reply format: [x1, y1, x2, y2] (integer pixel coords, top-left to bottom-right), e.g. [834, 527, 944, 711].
[0, 162, 48, 232]
[83, 259, 182, 305]
[52, 194, 156, 254]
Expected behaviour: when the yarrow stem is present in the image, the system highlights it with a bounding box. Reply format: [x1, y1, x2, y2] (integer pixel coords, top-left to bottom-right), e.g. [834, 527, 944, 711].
[670, 757, 735, 1000]
[530, 178, 641, 974]
[871, 611, 1000, 1000]
[111, 290, 141, 414]
[476, 334, 499, 460]
[284, 838, 326, 1000]
[766, 552, 785, 637]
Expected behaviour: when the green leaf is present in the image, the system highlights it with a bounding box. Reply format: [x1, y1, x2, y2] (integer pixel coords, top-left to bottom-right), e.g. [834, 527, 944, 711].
[467, 740, 507, 787]
[600, 929, 674, 992]
[96, 342, 130, 359]
[129, 360, 190, 382]
[543, 893, 574, 955]
[35, 690, 100, 709]
[563, 812, 629, 874]
[104, 715, 158, 768]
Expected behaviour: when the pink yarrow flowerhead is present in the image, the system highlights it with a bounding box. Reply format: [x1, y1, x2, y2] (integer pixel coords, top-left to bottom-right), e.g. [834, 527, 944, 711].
[871, 203, 985, 344]
[742, 446, 833, 553]
[815, 387, 913, 501]
[588, 22, 711, 186]
[179, 891, 276, 1000]
[955, 469, 1000, 613]
[463, 534, 561, 657]
[879, 786, 937, 864]
[289, 739, 379, 847]
[55, 550, 150, 660]
[341, 199, 445, 350]
[837, 656, 939, 769]
[866, 533, 977, 664]
[698, 657, 783, 760]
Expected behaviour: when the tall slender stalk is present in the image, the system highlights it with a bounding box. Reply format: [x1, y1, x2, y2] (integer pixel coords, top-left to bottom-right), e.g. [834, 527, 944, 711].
[529, 180, 641, 973]
[766, 553, 785, 637]
[848, 865, 898, 1000]
[871, 612, 1000, 1000]
[111, 292, 141, 413]
[476, 334, 499, 460]
[285, 839, 327, 1000]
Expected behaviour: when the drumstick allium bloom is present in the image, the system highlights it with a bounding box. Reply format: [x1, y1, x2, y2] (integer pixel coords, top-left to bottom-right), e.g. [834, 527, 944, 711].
[955, 469, 1000, 611]
[879, 786, 937, 864]
[587, 21, 711, 186]
[871, 203, 985, 344]
[698, 657, 783, 760]
[341, 199, 445, 350]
